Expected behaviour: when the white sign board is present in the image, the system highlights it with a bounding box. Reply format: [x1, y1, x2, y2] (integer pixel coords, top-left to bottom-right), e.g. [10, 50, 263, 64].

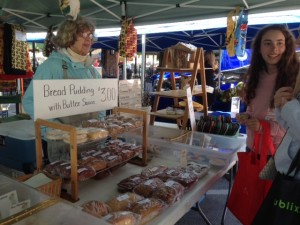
[186, 87, 196, 131]
[33, 79, 118, 120]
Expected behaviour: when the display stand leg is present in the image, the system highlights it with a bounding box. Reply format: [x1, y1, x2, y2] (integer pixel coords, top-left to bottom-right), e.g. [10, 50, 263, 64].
[197, 201, 212, 225]
[221, 162, 235, 225]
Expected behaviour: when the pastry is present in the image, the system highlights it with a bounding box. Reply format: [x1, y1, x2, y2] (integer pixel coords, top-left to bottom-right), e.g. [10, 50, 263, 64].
[81, 200, 111, 217]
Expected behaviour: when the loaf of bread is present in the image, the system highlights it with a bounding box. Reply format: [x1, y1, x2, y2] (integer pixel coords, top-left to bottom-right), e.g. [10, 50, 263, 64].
[106, 192, 143, 212]
[87, 128, 109, 140]
[131, 198, 166, 224]
[133, 178, 164, 198]
[77, 166, 96, 181]
[152, 180, 185, 204]
[78, 156, 107, 171]
[186, 161, 210, 179]
[173, 170, 199, 188]
[46, 128, 66, 140]
[117, 174, 146, 192]
[102, 211, 141, 225]
[81, 200, 111, 217]
[141, 166, 168, 178]
[43, 160, 65, 175]
[156, 168, 181, 182]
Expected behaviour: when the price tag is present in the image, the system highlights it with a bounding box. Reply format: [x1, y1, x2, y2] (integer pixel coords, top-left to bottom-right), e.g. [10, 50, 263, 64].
[33, 79, 118, 120]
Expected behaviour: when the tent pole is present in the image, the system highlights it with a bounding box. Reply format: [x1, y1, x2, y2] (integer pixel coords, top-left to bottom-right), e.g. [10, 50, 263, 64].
[141, 34, 146, 95]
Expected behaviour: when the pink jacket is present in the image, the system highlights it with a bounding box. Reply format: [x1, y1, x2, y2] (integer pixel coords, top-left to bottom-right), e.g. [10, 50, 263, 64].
[246, 71, 286, 152]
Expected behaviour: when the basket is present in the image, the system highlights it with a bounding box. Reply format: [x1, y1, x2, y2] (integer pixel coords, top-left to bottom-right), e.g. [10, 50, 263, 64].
[17, 171, 62, 197]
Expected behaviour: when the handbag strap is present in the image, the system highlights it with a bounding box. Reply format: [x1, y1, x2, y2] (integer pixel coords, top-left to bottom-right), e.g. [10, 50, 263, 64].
[252, 120, 275, 168]
[287, 148, 300, 176]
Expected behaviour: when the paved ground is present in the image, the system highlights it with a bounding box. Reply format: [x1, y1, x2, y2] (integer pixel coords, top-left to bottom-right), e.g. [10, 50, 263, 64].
[175, 177, 242, 225]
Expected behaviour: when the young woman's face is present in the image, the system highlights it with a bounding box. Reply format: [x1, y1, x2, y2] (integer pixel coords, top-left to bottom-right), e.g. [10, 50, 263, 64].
[260, 30, 286, 68]
[70, 30, 94, 56]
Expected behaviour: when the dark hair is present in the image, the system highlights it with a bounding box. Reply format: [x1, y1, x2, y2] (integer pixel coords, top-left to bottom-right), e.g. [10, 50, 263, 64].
[52, 16, 95, 48]
[244, 24, 300, 107]
[204, 50, 215, 67]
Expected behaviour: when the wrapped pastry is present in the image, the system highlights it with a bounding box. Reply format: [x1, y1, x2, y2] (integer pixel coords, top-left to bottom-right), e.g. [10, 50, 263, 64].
[156, 168, 181, 182]
[186, 161, 210, 179]
[78, 156, 107, 171]
[117, 174, 146, 192]
[141, 165, 168, 178]
[173, 170, 199, 188]
[102, 211, 141, 225]
[106, 192, 143, 212]
[133, 178, 164, 198]
[131, 198, 166, 224]
[87, 128, 109, 140]
[81, 200, 111, 217]
[152, 180, 185, 204]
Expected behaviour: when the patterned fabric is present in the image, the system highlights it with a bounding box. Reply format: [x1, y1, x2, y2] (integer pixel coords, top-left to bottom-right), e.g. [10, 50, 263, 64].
[3, 23, 27, 75]
[12, 25, 27, 71]
[0, 24, 4, 74]
[225, 7, 240, 57]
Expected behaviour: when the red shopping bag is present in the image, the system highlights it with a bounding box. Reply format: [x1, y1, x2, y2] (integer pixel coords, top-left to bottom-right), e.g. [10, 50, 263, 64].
[227, 121, 274, 225]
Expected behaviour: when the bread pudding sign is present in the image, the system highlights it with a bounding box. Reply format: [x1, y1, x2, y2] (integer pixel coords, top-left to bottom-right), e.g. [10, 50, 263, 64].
[33, 79, 118, 120]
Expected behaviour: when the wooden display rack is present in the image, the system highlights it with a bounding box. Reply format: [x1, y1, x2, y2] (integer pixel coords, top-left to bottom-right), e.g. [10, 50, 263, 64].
[150, 47, 208, 129]
[34, 107, 149, 202]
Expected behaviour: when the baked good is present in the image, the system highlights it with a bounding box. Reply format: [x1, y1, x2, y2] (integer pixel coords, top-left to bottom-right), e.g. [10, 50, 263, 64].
[141, 165, 168, 178]
[106, 124, 124, 136]
[43, 160, 65, 175]
[77, 166, 96, 181]
[81, 200, 111, 217]
[105, 155, 123, 168]
[106, 192, 143, 212]
[102, 211, 141, 225]
[82, 119, 107, 128]
[186, 161, 210, 179]
[117, 174, 146, 192]
[87, 128, 109, 140]
[173, 170, 199, 188]
[131, 198, 166, 224]
[79, 156, 107, 171]
[46, 128, 67, 140]
[133, 178, 164, 198]
[156, 168, 181, 181]
[63, 133, 88, 144]
[152, 180, 185, 204]
[55, 161, 72, 178]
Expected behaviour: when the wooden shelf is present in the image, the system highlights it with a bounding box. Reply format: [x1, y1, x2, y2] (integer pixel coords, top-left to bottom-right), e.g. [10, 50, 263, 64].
[150, 47, 208, 130]
[35, 107, 149, 202]
[150, 109, 185, 120]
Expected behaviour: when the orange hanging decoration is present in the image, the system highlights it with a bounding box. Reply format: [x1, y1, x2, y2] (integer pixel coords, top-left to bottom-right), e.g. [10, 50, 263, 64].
[125, 19, 137, 59]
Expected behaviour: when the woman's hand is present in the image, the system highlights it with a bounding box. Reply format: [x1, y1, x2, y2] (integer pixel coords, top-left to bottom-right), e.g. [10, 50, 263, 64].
[236, 113, 250, 125]
[274, 87, 293, 109]
[244, 118, 261, 132]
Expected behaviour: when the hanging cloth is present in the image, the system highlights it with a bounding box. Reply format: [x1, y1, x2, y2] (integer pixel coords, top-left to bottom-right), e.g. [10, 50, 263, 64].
[0, 24, 4, 75]
[225, 7, 240, 57]
[3, 23, 27, 75]
[234, 9, 248, 57]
